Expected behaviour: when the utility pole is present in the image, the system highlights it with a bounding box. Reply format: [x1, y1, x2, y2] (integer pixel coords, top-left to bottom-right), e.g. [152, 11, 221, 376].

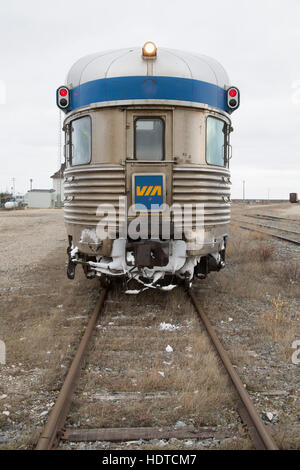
[58, 110, 62, 207]
[242, 180, 245, 201]
[12, 178, 15, 196]
[30, 179, 33, 191]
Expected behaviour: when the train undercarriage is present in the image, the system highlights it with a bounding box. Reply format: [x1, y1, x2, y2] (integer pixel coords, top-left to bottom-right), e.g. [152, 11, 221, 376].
[66, 234, 227, 292]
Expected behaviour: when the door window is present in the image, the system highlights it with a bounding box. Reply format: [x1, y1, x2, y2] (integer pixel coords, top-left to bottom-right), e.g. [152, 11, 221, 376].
[134, 118, 164, 161]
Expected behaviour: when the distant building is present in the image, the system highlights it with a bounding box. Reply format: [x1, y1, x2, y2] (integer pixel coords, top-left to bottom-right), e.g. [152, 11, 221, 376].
[51, 163, 65, 207]
[27, 189, 56, 208]
[15, 194, 25, 205]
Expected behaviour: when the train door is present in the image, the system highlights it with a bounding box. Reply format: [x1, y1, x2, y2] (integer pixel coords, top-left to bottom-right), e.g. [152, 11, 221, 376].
[125, 109, 173, 225]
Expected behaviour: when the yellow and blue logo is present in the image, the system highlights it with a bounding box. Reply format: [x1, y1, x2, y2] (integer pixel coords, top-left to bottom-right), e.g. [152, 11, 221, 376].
[134, 175, 163, 209]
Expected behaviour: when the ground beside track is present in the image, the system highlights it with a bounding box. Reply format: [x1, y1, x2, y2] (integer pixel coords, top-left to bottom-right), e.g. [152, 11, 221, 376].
[0, 205, 299, 449]
[0, 209, 101, 448]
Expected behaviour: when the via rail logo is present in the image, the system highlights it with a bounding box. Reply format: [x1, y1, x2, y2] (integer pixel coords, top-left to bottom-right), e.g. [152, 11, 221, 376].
[134, 174, 163, 210]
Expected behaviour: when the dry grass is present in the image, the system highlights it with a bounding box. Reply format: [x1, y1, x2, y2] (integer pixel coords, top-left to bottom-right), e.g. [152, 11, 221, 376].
[3, 206, 299, 450]
[227, 224, 271, 263]
[273, 414, 300, 450]
[254, 295, 300, 361]
[196, 209, 300, 449]
[218, 437, 254, 450]
[217, 223, 300, 301]
[227, 344, 256, 366]
[205, 223, 300, 360]
[69, 288, 237, 430]
[0, 245, 101, 449]
[278, 261, 300, 284]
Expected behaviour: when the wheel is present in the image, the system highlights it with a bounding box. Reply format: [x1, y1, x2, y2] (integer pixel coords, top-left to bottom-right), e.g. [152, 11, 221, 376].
[67, 259, 76, 279]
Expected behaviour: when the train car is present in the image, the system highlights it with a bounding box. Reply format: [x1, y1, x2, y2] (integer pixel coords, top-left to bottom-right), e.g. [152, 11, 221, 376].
[56, 42, 239, 291]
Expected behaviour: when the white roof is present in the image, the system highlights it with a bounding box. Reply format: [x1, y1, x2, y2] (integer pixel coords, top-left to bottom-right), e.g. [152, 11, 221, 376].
[66, 47, 230, 89]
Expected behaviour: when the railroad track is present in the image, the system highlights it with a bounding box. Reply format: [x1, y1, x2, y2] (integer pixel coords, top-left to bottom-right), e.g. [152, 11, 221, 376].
[35, 287, 278, 451]
[233, 215, 300, 245]
[246, 214, 300, 224]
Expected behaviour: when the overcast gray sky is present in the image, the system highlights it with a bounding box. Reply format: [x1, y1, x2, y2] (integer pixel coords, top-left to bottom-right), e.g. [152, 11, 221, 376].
[0, 0, 299, 199]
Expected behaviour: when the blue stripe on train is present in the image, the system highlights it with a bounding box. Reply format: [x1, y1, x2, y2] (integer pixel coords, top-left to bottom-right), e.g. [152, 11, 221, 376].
[69, 76, 230, 112]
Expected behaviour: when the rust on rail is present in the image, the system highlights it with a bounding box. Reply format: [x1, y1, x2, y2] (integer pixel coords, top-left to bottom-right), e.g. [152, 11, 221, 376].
[188, 288, 278, 450]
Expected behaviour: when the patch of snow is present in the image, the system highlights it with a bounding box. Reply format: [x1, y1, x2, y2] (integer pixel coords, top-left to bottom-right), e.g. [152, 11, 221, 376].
[166, 345, 173, 353]
[158, 371, 165, 377]
[175, 420, 186, 428]
[80, 229, 99, 244]
[67, 316, 86, 321]
[70, 246, 78, 258]
[247, 350, 258, 358]
[126, 251, 135, 265]
[159, 322, 180, 331]
[158, 439, 167, 446]
[160, 284, 177, 291]
[185, 440, 194, 447]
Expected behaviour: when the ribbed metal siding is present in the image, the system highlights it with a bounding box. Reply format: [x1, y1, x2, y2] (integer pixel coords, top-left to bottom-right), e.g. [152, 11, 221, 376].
[64, 164, 230, 228]
[172, 166, 231, 226]
[64, 166, 125, 226]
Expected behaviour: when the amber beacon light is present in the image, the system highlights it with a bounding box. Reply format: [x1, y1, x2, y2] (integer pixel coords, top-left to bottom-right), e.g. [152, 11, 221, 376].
[142, 41, 157, 58]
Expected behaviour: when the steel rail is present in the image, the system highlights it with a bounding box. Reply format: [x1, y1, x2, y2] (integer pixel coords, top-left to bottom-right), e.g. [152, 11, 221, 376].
[238, 224, 300, 245]
[233, 218, 300, 237]
[232, 217, 300, 245]
[245, 214, 300, 224]
[36, 287, 108, 450]
[188, 288, 278, 450]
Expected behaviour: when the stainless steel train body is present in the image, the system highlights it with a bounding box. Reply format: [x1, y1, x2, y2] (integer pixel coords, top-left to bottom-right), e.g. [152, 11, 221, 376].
[57, 43, 239, 291]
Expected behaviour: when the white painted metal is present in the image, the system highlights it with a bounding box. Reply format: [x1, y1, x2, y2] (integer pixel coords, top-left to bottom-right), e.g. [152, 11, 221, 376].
[27, 190, 56, 209]
[67, 47, 230, 89]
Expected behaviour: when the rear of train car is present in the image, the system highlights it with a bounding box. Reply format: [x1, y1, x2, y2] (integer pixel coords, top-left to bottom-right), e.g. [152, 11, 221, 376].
[56, 42, 240, 291]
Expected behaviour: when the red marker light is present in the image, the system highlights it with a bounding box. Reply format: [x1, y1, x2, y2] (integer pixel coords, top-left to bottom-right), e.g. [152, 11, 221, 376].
[57, 86, 70, 111]
[227, 86, 240, 110]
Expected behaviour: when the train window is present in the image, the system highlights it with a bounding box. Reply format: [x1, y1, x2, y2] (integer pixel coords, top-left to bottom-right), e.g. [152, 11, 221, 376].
[134, 118, 164, 160]
[206, 117, 226, 167]
[70, 116, 91, 166]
